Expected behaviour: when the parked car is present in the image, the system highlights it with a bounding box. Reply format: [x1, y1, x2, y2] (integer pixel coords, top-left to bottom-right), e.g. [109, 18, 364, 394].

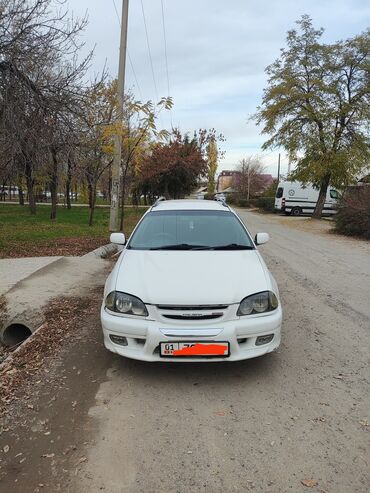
[215, 193, 226, 202]
[275, 181, 339, 216]
[101, 199, 282, 362]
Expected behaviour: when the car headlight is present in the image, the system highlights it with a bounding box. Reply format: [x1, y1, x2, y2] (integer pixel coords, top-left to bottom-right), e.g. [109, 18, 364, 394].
[105, 292, 148, 317]
[237, 291, 278, 316]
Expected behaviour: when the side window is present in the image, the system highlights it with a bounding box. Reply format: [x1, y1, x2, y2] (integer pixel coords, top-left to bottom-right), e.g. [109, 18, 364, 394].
[276, 187, 283, 198]
[330, 190, 339, 199]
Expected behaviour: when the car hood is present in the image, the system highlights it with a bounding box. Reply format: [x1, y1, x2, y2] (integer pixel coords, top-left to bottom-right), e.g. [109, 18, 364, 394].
[114, 250, 270, 305]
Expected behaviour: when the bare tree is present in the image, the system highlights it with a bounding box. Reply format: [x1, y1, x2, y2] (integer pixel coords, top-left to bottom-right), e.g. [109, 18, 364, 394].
[0, 0, 91, 216]
[236, 157, 266, 200]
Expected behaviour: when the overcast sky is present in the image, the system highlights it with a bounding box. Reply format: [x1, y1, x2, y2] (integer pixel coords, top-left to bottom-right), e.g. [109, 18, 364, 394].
[68, 0, 369, 177]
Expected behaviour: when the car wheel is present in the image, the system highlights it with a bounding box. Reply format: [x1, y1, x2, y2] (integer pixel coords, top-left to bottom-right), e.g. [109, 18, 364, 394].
[291, 207, 301, 216]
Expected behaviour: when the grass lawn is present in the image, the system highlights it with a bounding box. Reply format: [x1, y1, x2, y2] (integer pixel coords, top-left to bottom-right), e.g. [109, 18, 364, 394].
[0, 204, 147, 258]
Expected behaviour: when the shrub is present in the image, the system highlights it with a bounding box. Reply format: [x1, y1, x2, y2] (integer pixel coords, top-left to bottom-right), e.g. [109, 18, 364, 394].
[203, 193, 215, 200]
[238, 198, 250, 208]
[335, 186, 370, 239]
[263, 180, 278, 198]
[226, 194, 237, 205]
[256, 197, 275, 212]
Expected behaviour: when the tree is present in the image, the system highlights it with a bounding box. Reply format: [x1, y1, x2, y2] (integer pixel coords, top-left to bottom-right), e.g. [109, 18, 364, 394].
[138, 130, 208, 200]
[119, 96, 172, 229]
[0, 0, 91, 216]
[102, 92, 172, 228]
[207, 138, 218, 194]
[255, 16, 370, 218]
[235, 157, 265, 200]
[77, 81, 116, 226]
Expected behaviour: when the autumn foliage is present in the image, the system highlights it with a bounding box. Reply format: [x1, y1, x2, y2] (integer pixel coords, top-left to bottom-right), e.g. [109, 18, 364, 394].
[136, 130, 209, 200]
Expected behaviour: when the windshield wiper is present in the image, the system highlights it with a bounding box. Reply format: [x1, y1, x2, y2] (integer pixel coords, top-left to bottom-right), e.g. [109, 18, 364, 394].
[150, 243, 211, 251]
[212, 244, 255, 250]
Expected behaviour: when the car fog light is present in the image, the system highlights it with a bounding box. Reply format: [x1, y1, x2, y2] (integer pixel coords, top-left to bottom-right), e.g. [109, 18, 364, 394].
[110, 335, 128, 346]
[256, 334, 274, 346]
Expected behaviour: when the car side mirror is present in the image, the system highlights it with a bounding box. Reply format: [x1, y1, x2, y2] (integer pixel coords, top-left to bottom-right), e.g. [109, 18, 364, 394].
[255, 233, 269, 245]
[110, 232, 126, 245]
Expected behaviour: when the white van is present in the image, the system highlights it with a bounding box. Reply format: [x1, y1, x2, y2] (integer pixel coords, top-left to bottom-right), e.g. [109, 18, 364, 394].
[275, 181, 339, 216]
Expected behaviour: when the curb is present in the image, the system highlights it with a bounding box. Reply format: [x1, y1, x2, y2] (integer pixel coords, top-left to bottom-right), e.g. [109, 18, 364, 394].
[83, 243, 121, 259]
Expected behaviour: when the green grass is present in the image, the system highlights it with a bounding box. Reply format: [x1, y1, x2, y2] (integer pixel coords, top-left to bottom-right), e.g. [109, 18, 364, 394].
[0, 204, 147, 255]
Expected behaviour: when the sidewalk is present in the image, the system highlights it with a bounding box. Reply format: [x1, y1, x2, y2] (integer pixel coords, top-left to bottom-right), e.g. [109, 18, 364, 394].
[0, 255, 110, 343]
[0, 257, 62, 296]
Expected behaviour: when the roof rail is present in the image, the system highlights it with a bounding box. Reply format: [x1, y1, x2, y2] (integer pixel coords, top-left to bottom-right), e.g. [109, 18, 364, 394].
[152, 196, 166, 208]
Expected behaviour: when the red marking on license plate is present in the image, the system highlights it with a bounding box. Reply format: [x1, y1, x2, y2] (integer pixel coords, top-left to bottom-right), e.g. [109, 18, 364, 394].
[173, 343, 228, 357]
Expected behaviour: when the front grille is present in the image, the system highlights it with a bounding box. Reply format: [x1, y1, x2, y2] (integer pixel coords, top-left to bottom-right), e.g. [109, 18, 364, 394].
[157, 304, 228, 322]
[163, 313, 223, 321]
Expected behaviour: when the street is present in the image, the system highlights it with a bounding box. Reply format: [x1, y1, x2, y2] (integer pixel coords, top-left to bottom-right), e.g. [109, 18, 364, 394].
[1, 210, 369, 493]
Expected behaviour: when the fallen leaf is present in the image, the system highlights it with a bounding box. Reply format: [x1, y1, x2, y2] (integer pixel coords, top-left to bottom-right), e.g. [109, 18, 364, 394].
[301, 479, 318, 488]
[42, 453, 55, 459]
[3, 445, 9, 453]
[75, 456, 87, 465]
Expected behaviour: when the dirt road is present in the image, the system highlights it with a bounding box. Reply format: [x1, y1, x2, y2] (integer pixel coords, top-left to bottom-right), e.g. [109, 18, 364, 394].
[1, 211, 369, 493]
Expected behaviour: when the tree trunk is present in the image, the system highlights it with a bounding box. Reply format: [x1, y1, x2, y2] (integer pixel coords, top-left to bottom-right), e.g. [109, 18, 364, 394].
[87, 182, 93, 209]
[18, 184, 25, 205]
[312, 174, 331, 219]
[50, 148, 59, 220]
[25, 161, 36, 215]
[88, 182, 97, 227]
[65, 156, 72, 210]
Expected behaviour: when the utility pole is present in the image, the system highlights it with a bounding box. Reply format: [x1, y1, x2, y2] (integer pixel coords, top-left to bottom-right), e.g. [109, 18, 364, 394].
[287, 155, 292, 176]
[277, 153, 281, 182]
[110, 0, 129, 232]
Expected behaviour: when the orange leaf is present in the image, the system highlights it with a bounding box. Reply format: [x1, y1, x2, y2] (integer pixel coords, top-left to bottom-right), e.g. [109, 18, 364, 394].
[301, 479, 318, 488]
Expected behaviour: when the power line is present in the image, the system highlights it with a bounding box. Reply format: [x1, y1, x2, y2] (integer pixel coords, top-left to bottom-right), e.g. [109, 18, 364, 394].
[160, 0, 170, 98]
[160, 0, 173, 128]
[140, 0, 159, 102]
[112, 0, 143, 100]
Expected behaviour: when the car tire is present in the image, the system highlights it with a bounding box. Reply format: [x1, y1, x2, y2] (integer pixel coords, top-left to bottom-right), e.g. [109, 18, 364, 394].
[291, 207, 301, 216]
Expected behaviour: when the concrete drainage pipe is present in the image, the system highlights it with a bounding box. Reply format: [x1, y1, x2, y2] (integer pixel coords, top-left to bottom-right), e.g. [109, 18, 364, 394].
[2, 323, 33, 347]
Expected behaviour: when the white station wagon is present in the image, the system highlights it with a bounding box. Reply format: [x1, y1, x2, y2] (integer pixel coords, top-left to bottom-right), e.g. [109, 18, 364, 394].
[101, 200, 282, 362]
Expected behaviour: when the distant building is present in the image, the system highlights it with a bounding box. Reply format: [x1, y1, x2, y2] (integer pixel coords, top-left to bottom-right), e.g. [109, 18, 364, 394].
[217, 171, 240, 192]
[217, 170, 275, 195]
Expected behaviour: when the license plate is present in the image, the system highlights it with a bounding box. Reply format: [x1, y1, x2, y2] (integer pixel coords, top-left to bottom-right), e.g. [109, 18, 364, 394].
[160, 341, 230, 358]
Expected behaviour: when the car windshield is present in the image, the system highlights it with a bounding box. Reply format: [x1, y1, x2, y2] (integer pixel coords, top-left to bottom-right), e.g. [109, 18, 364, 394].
[127, 210, 255, 251]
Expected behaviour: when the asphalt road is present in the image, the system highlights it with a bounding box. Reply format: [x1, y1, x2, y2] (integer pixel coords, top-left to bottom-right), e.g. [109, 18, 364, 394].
[1, 211, 369, 493]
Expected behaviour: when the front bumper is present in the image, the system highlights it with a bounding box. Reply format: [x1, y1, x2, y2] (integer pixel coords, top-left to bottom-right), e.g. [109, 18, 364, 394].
[101, 305, 282, 363]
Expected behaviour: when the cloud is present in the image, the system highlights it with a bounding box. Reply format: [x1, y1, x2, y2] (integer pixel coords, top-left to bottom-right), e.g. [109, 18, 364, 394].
[68, 0, 370, 172]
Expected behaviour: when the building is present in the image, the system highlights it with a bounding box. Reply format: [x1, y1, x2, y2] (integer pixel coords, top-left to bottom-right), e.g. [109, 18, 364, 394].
[217, 170, 275, 196]
[217, 171, 240, 192]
